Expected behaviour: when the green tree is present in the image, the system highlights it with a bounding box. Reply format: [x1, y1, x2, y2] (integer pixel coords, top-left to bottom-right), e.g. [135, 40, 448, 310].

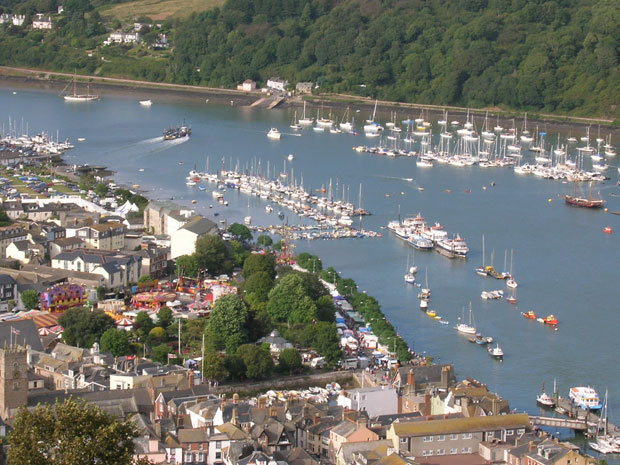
[202, 350, 228, 381]
[278, 347, 302, 374]
[176, 254, 199, 278]
[8, 398, 144, 465]
[242, 270, 274, 304]
[228, 223, 252, 242]
[225, 354, 246, 380]
[236, 344, 274, 379]
[138, 274, 153, 284]
[195, 234, 233, 276]
[242, 252, 276, 279]
[256, 234, 273, 247]
[0, 208, 11, 226]
[266, 273, 317, 324]
[296, 252, 322, 272]
[58, 308, 115, 348]
[100, 328, 131, 357]
[151, 343, 172, 364]
[94, 183, 108, 197]
[148, 327, 167, 345]
[157, 306, 173, 328]
[21, 289, 40, 310]
[134, 311, 154, 336]
[204, 294, 248, 353]
[96, 286, 107, 301]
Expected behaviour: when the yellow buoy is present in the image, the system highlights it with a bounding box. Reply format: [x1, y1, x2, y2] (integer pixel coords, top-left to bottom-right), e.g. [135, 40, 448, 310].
[548, 198, 552, 203]
[604, 208, 608, 212]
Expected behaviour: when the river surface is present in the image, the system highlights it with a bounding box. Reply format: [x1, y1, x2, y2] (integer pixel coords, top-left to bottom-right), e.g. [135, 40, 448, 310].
[3, 87, 620, 438]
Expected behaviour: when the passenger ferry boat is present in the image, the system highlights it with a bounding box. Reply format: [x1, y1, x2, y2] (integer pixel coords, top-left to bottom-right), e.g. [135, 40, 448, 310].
[164, 121, 191, 140]
[435, 234, 469, 259]
[569, 386, 602, 410]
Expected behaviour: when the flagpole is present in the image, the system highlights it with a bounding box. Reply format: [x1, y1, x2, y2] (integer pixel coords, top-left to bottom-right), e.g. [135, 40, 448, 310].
[201, 332, 205, 384]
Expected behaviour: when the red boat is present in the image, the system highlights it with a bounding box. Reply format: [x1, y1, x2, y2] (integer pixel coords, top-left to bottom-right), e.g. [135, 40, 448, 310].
[506, 296, 517, 304]
[565, 181, 605, 208]
[603, 226, 612, 234]
[544, 314, 558, 326]
[522, 310, 536, 319]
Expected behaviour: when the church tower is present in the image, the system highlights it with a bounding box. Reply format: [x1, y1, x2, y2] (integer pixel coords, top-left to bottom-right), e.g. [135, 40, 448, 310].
[0, 343, 28, 421]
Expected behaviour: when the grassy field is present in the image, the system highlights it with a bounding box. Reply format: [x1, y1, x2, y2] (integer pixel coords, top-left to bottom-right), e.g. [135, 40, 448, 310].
[100, 0, 225, 21]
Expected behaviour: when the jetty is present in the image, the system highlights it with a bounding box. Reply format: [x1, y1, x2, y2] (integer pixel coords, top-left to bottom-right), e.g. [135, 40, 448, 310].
[530, 396, 619, 436]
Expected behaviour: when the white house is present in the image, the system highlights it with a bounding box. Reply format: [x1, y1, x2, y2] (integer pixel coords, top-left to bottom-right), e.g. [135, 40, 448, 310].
[266, 77, 289, 92]
[32, 13, 52, 29]
[170, 216, 218, 259]
[237, 80, 256, 92]
[337, 386, 398, 418]
[104, 31, 141, 46]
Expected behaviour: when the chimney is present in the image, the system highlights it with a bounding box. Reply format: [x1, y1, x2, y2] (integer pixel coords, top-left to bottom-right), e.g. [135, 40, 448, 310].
[269, 406, 278, 418]
[232, 393, 239, 405]
[528, 441, 535, 452]
[258, 396, 266, 409]
[441, 366, 450, 389]
[154, 419, 162, 439]
[407, 369, 415, 388]
[231, 407, 240, 427]
[221, 394, 227, 407]
[302, 404, 309, 418]
[424, 393, 431, 413]
[314, 413, 320, 425]
[356, 416, 368, 429]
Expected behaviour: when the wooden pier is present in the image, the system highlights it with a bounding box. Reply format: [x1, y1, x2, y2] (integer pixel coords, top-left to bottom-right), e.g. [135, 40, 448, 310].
[530, 396, 618, 436]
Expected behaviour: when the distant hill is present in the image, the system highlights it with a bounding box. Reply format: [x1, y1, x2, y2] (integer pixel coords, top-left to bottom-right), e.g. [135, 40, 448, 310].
[0, 0, 618, 119]
[100, 0, 225, 21]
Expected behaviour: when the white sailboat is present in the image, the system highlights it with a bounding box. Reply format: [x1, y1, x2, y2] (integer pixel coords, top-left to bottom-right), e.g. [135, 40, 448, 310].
[298, 101, 314, 125]
[589, 390, 620, 454]
[339, 107, 354, 132]
[455, 302, 476, 334]
[364, 99, 383, 133]
[418, 268, 431, 300]
[404, 254, 416, 284]
[290, 111, 302, 130]
[506, 249, 518, 288]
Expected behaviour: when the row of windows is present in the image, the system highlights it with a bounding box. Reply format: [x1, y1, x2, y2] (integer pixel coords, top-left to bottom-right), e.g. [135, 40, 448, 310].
[422, 447, 472, 456]
[423, 433, 473, 442]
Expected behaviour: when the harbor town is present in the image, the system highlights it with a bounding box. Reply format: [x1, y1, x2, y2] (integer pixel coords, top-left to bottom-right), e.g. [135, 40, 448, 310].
[0, 80, 617, 465]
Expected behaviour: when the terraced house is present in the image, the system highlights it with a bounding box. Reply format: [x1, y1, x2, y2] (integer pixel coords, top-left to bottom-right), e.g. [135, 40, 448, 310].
[386, 413, 531, 460]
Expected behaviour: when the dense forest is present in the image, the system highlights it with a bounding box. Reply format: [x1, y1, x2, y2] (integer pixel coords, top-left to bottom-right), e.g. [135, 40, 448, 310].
[0, 0, 619, 118]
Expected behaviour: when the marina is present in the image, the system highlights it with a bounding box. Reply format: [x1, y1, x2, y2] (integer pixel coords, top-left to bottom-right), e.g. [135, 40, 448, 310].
[1, 87, 619, 437]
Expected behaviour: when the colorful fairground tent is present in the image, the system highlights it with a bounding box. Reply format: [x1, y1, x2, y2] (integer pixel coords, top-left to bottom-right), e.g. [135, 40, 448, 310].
[130, 291, 178, 311]
[0, 310, 63, 335]
[39, 283, 88, 312]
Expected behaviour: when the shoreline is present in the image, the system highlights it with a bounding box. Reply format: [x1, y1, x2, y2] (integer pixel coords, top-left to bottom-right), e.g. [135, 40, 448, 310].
[1, 66, 617, 133]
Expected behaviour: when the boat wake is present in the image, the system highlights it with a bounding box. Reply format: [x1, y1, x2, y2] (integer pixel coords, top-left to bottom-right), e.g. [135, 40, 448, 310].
[137, 136, 165, 145]
[375, 175, 415, 183]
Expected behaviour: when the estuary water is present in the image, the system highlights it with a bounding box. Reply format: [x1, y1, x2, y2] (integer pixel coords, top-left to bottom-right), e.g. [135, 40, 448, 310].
[2, 86, 620, 427]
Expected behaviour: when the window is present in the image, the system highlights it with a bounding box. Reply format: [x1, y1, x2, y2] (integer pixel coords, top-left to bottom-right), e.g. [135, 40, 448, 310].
[198, 444, 203, 451]
[487, 432, 494, 439]
[215, 441, 221, 449]
[450, 448, 458, 455]
[13, 381, 19, 391]
[462, 433, 472, 439]
[437, 449, 445, 456]
[186, 444, 191, 450]
[424, 436, 433, 442]
[506, 430, 514, 436]
[400, 438, 408, 444]
[196, 452, 205, 462]
[462, 447, 472, 453]
[517, 428, 525, 435]
[215, 452, 221, 460]
[184, 452, 193, 463]
[437, 435, 445, 441]
[422, 450, 433, 457]
[450, 434, 459, 440]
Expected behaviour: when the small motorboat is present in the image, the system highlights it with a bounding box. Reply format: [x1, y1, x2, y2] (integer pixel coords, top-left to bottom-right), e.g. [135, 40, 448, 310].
[506, 295, 517, 304]
[544, 314, 558, 326]
[288, 154, 294, 161]
[603, 226, 612, 234]
[488, 344, 504, 360]
[267, 128, 281, 139]
[522, 310, 537, 319]
[506, 278, 518, 288]
[537, 390, 556, 408]
[426, 309, 437, 317]
[139, 99, 152, 106]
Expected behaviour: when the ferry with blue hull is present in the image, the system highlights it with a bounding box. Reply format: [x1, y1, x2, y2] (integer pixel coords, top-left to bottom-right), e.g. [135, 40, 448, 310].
[569, 386, 602, 410]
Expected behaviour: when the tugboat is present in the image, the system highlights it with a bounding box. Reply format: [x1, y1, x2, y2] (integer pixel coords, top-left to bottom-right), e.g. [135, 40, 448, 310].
[164, 120, 191, 140]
